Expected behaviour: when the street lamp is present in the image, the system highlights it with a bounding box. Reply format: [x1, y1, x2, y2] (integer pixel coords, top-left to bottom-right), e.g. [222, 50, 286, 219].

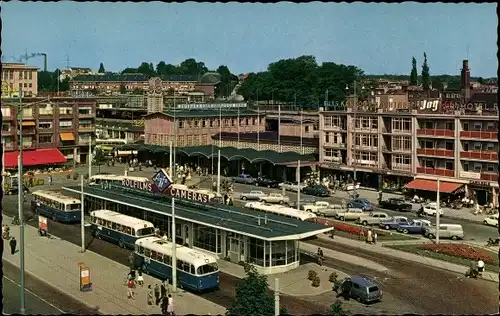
[345, 82, 364, 196]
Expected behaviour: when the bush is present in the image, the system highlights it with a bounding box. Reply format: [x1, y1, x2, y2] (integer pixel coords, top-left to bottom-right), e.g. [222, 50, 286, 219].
[66, 174, 71, 179]
[420, 243, 495, 264]
[73, 172, 79, 180]
[308, 270, 318, 280]
[329, 272, 338, 282]
[311, 276, 320, 287]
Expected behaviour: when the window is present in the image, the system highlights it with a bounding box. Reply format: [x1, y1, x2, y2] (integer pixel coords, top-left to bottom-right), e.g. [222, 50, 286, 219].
[445, 161, 454, 170]
[29, 71, 32, 80]
[38, 122, 52, 129]
[424, 160, 434, 168]
[39, 106, 53, 116]
[59, 120, 72, 128]
[245, 118, 249, 125]
[24, 83, 27, 88]
[178, 121, 184, 129]
[325, 133, 330, 143]
[305, 126, 310, 132]
[1, 107, 11, 117]
[2, 123, 10, 132]
[28, 83, 32, 88]
[445, 141, 454, 150]
[59, 107, 73, 115]
[209, 120, 213, 127]
[486, 164, 497, 172]
[22, 108, 33, 117]
[78, 108, 91, 115]
[39, 135, 52, 143]
[445, 122, 454, 130]
[202, 120, 206, 128]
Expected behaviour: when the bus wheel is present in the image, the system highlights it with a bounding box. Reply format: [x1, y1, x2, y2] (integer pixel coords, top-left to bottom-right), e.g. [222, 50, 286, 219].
[52, 214, 57, 221]
[119, 239, 125, 248]
[96, 232, 102, 239]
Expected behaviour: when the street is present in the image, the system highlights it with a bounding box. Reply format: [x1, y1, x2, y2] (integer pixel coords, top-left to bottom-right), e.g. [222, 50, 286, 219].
[2, 260, 98, 315]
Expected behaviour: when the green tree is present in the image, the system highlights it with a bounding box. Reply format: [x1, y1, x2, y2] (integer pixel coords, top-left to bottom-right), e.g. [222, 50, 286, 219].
[330, 300, 349, 316]
[180, 58, 208, 75]
[119, 84, 127, 94]
[410, 57, 418, 85]
[122, 68, 138, 74]
[98, 63, 105, 73]
[137, 62, 156, 77]
[422, 52, 430, 91]
[92, 148, 107, 174]
[226, 264, 274, 316]
[156, 61, 167, 75]
[216, 65, 238, 98]
[477, 77, 484, 85]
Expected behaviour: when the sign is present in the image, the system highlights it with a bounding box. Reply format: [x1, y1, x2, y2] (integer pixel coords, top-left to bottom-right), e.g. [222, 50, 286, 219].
[469, 180, 490, 187]
[152, 169, 172, 193]
[38, 216, 48, 232]
[459, 171, 481, 180]
[169, 187, 210, 203]
[79, 264, 92, 292]
[418, 99, 499, 113]
[176, 102, 247, 110]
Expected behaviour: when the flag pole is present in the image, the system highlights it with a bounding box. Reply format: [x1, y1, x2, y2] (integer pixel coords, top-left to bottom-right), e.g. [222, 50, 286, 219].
[257, 90, 260, 150]
[237, 106, 240, 149]
[278, 103, 281, 153]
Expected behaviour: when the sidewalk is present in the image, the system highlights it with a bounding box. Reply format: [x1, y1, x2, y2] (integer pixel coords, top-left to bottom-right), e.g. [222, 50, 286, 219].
[313, 233, 498, 283]
[334, 188, 488, 224]
[2, 215, 226, 315]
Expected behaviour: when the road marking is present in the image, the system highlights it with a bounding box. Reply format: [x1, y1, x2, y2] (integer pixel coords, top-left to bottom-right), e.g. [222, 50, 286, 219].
[3, 276, 66, 313]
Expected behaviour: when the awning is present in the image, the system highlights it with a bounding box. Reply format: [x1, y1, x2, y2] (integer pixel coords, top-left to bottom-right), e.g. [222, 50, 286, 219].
[4, 149, 67, 169]
[404, 179, 463, 193]
[60, 133, 75, 141]
[21, 121, 36, 126]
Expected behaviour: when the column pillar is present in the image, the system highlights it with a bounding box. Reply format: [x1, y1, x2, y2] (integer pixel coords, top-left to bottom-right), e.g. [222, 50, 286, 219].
[269, 241, 272, 268]
[263, 240, 267, 267]
[285, 241, 288, 265]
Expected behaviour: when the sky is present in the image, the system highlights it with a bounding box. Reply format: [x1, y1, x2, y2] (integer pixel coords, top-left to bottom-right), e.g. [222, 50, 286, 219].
[2, 2, 497, 77]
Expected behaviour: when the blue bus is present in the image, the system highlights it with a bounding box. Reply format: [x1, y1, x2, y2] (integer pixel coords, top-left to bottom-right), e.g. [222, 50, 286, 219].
[31, 190, 81, 223]
[89, 210, 155, 249]
[134, 236, 220, 292]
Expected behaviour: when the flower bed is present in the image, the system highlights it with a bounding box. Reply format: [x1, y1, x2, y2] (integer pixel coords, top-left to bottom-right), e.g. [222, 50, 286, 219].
[420, 243, 494, 264]
[332, 222, 386, 236]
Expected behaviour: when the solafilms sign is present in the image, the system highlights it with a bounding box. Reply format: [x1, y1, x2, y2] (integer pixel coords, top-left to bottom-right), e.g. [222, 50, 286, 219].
[120, 177, 210, 203]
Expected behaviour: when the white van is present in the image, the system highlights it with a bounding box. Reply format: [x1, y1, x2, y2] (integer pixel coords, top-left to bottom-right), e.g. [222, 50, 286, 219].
[319, 204, 346, 217]
[424, 224, 464, 240]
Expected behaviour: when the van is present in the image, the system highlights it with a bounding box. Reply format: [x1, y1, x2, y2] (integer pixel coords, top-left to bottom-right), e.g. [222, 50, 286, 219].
[332, 275, 382, 303]
[424, 224, 464, 240]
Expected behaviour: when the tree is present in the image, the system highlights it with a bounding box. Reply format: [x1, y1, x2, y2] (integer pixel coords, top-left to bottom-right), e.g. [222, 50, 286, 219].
[216, 65, 238, 98]
[330, 300, 349, 316]
[119, 84, 127, 94]
[226, 264, 274, 316]
[137, 62, 156, 77]
[422, 52, 430, 91]
[410, 57, 418, 85]
[180, 58, 208, 75]
[121, 68, 138, 74]
[98, 63, 105, 73]
[156, 61, 167, 75]
[92, 148, 107, 174]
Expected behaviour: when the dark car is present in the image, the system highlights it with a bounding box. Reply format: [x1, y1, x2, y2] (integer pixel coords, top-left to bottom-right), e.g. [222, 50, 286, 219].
[348, 198, 373, 212]
[5, 183, 30, 195]
[378, 198, 412, 212]
[255, 177, 280, 188]
[379, 216, 410, 230]
[302, 185, 330, 197]
[232, 173, 256, 185]
[332, 275, 383, 303]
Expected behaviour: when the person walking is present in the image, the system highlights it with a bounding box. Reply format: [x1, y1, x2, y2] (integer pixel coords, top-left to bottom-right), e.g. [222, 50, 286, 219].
[160, 296, 169, 315]
[127, 278, 135, 299]
[147, 285, 154, 306]
[167, 294, 174, 316]
[160, 280, 167, 301]
[366, 229, 373, 244]
[330, 226, 335, 239]
[48, 175, 52, 186]
[154, 283, 161, 305]
[137, 270, 144, 287]
[373, 232, 378, 244]
[9, 237, 17, 254]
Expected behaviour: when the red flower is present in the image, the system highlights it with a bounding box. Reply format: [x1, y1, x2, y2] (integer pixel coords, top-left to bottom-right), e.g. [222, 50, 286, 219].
[420, 243, 494, 264]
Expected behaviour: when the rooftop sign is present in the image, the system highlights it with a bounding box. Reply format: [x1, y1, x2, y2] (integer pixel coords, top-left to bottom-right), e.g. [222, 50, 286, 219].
[176, 103, 247, 110]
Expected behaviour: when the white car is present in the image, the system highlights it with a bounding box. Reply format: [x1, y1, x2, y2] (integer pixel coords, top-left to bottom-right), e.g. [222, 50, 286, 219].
[301, 201, 331, 214]
[240, 190, 267, 201]
[423, 203, 444, 216]
[278, 181, 307, 192]
[259, 193, 290, 205]
[483, 214, 499, 227]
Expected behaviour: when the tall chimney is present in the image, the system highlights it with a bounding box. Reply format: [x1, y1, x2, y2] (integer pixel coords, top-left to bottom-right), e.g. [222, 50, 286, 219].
[461, 60, 471, 100]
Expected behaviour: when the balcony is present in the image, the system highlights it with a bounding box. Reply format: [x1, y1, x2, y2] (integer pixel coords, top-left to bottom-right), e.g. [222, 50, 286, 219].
[416, 148, 454, 158]
[392, 163, 412, 172]
[481, 173, 499, 182]
[416, 167, 454, 177]
[460, 151, 498, 161]
[38, 128, 54, 134]
[354, 128, 378, 133]
[460, 131, 498, 140]
[4, 143, 15, 150]
[78, 111, 93, 118]
[22, 128, 36, 135]
[78, 125, 95, 133]
[324, 125, 346, 131]
[416, 129, 454, 137]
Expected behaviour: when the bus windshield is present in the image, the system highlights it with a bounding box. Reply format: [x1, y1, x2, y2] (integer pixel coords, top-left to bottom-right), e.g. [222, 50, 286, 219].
[196, 262, 219, 275]
[137, 227, 155, 236]
[66, 203, 81, 211]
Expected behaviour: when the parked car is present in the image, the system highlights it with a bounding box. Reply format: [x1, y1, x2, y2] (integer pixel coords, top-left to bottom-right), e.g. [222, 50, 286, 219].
[278, 181, 307, 192]
[232, 174, 256, 185]
[333, 208, 364, 221]
[332, 275, 382, 304]
[378, 198, 412, 212]
[255, 177, 280, 188]
[301, 201, 331, 214]
[356, 212, 391, 226]
[483, 213, 499, 227]
[4, 183, 30, 195]
[259, 193, 290, 204]
[423, 202, 444, 217]
[302, 185, 330, 197]
[288, 198, 316, 209]
[317, 204, 350, 217]
[240, 190, 267, 201]
[397, 220, 430, 234]
[348, 198, 373, 212]
[379, 216, 410, 230]
[424, 224, 464, 240]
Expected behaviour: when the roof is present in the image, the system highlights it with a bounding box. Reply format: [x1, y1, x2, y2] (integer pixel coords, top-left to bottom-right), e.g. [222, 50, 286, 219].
[33, 190, 80, 205]
[126, 144, 317, 164]
[72, 74, 200, 82]
[404, 179, 463, 193]
[4, 149, 67, 169]
[213, 132, 319, 147]
[199, 72, 222, 84]
[150, 109, 259, 118]
[350, 276, 377, 287]
[62, 185, 331, 241]
[91, 209, 154, 230]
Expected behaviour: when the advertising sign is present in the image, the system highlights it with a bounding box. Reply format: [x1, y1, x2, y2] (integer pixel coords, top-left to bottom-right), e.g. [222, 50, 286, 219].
[78, 263, 92, 292]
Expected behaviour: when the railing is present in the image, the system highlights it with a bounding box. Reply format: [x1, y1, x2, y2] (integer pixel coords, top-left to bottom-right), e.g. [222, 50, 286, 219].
[37, 128, 54, 134]
[460, 151, 498, 161]
[481, 173, 499, 182]
[78, 125, 95, 132]
[392, 163, 412, 171]
[354, 128, 378, 133]
[353, 145, 378, 151]
[416, 167, 454, 177]
[4, 143, 15, 150]
[22, 128, 37, 135]
[416, 129, 454, 137]
[323, 125, 346, 131]
[416, 148, 454, 157]
[324, 142, 346, 148]
[459, 131, 498, 140]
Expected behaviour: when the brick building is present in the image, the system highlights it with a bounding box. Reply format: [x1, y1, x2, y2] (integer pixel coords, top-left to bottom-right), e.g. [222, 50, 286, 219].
[1, 97, 96, 168]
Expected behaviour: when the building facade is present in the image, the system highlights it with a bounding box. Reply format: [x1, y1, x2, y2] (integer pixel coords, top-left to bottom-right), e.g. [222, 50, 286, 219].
[144, 109, 265, 147]
[1, 97, 96, 164]
[1, 63, 39, 97]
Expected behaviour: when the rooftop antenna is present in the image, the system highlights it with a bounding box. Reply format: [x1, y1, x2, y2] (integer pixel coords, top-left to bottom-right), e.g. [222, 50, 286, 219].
[466, 44, 470, 60]
[66, 54, 70, 70]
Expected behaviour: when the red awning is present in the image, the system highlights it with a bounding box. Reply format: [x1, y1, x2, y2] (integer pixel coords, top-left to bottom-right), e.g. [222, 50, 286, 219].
[404, 179, 463, 193]
[4, 149, 67, 169]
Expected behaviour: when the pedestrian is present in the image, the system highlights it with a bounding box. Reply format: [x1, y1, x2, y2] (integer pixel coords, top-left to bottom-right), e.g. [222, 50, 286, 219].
[48, 175, 52, 186]
[147, 285, 154, 306]
[10, 237, 17, 255]
[154, 283, 161, 305]
[137, 270, 144, 287]
[167, 294, 174, 316]
[160, 280, 167, 300]
[330, 226, 335, 239]
[373, 232, 377, 244]
[160, 296, 169, 314]
[127, 278, 135, 299]
[128, 268, 136, 281]
[367, 228, 373, 244]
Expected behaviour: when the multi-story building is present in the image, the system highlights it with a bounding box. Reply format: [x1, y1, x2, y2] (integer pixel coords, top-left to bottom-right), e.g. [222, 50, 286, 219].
[144, 107, 265, 147]
[59, 67, 96, 81]
[1, 63, 39, 97]
[1, 97, 96, 167]
[69, 74, 219, 99]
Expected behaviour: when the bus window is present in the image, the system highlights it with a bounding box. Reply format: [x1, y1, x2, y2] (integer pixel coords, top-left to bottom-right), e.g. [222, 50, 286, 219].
[157, 253, 164, 262]
[112, 222, 117, 230]
[144, 248, 151, 257]
[107, 221, 112, 228]
[197, 263, 218, 275]
[151, 251, 157, 260]
[138, 245, 144, 254]
[132, 229, 136, 236]
[90, 216, 95, 223]
[66, 203, 80, 211]
[126, 227, 132, 235]
[190, 264, 195, 274]
[183, 262, 190, 273]
[137, 227, 155, 236]
[177, 260, 184, 270]
[164, 255, 172, 266]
